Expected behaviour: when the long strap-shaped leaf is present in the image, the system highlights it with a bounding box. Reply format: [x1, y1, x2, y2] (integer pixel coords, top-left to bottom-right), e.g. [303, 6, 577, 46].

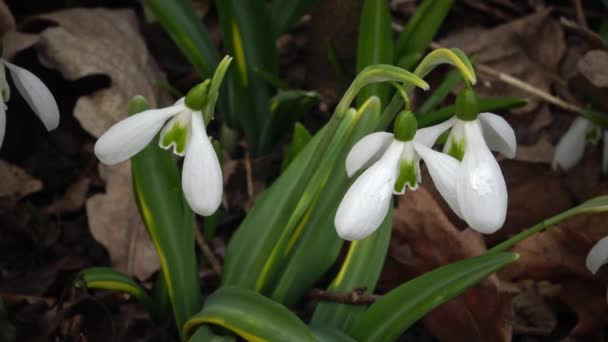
[356, 0, 394, 107]
[310, 206, 392, 331]
[78, 267, 155, 315]
[270, 0, 317, 36]
[395, 0, 453, 68]
[214, 0, 278, 154]
[144, 0, 219, 77]
[267, 99, 383, 306]
[129, 97, 201, 337]
[350, 252, 518, 341]
[183, 287, 316, 341]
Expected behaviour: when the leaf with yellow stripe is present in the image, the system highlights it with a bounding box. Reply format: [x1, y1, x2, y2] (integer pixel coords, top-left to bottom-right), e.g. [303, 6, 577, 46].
[129, 96, 201, 337]
[310, 206, 392, 331]
[77, 267, 154, 315]
[183, 287, 316, 342]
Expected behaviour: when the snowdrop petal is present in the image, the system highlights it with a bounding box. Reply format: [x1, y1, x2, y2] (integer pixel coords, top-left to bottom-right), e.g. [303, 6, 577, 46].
[478, 112, 517, 158]
[456, 121, 508, 234]
[603, 131, 608, 174]
[94, 105, 183, 165]
[345, 132, 393, 177]
[586, 236, 608, 274]
[335, 141, 402, 240]
[414, 116, 457, 147]
[182, 112, 223, 216]
[413, 142, 462, 218]
[552, 117, 592, 171]
[0, 102, 5, 148]
[4, 62, 59, 131]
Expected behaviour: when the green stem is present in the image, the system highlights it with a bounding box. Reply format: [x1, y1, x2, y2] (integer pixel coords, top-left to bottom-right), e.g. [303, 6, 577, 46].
[487, 208, 578, 254]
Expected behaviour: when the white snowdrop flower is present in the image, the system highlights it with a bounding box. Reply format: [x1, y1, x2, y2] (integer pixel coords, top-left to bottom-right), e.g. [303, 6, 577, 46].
[413, 87, 516, 234]
[94, 82, 222, 216]
[335, 111, 455, 240]
[585, 235, 608, 302]
[0, 60, 60, 149]
[553, 117, 607, 174]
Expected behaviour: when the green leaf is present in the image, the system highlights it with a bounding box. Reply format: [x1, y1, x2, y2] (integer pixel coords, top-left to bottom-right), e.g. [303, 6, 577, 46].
[266, 99, 383, 306]
[395, 0, 453, 64]
[282, 122, 313, 171]
[144, 0, 219, 78]
[183, 287, 316, 341]
[129, 96, 201, 337]
[417, 97, 526, 128]
[489, 195, 608, 254]
[266, 90, 321, 146]
[311, 323, 358, 342]
[350, 253, 518, 341]
[311, 206, 392, 331]
[356, 0, 395, 107]
[214, 0, 279, 154]
[413, 48, 476, 85]
[418, 66, 465, 114]
[77, 267, 154, 315]
[270, 0, 317, 36]
[143, 0, 229, 131]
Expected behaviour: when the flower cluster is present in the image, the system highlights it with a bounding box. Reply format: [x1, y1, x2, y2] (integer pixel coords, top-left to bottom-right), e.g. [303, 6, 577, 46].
[335, 87, 517, 240]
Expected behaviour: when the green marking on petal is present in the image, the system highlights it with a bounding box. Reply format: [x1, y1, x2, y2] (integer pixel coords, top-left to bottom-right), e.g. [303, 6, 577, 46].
[394, 160, 418, 193]
[160, 115, 191, 156]
[587, 125, 601, 144]
[446, 137, 465, 161]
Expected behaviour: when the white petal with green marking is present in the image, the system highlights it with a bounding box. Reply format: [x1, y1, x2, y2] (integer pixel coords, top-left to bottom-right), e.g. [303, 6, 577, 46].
[159, 110, 192, 156]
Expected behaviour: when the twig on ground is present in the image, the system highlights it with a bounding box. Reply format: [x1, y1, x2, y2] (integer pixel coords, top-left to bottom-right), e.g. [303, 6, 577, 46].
[427, 41, 587, 116]
[194, 227, 222, 275]
[571, 0, 588, 28]
[309, 287, 381, 305]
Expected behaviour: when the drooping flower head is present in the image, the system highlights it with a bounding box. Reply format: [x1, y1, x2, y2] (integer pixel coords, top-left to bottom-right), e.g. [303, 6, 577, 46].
[0, 57, 60, 149]
[94, 56, 232, 216]
[553, 116, 607, 174]
[416, 86, 516, 234]
[335, 106, 454, 240]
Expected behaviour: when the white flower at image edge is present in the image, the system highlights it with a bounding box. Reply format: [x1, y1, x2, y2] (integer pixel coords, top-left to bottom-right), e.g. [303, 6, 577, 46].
[415, 113, 516, 235]
[585, 236, 608, 301]
[334, 118, 455, 241]
[0, 60, 60, 148]
[94, 98, 222, 216]
[553, 117, 607, 174]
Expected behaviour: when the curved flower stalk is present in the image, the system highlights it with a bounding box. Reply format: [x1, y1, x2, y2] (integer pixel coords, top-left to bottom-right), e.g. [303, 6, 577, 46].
[95, 56, 232, 216]
[0, 59, 60, 148]
[553, 117, 607, 174]
[586, 236, 608, 300]
[335, 111, 454, 240]
[415, 88, 516, 234]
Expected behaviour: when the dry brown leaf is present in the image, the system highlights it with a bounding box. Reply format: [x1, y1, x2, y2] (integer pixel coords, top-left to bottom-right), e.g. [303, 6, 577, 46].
[0, 0, 14, 35]
[87, 164, 159, 280]
[389, 186, 513, 342]
[44, 177, 91, 214]
[440, 9, 565, 114]
[0, 160, 42, 201]
[4, 8, 173, 279]
[570, 50, 608, 111]
[486, 160, 574, 245]
[500, 204, 608, 337]
[12, 8, 171, 136]
[514, 134, 555, 164]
